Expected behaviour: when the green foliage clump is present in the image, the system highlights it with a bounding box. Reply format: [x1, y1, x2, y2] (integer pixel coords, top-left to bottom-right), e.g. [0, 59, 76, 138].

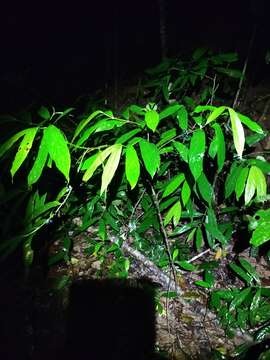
[0, 48, 270, 357]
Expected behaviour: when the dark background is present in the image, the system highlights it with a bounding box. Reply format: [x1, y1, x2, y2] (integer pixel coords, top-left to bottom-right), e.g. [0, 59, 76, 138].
[0, 0, 269, 110]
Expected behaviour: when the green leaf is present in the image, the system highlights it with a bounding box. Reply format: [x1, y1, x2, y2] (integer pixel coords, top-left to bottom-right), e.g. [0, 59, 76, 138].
[237, 113, 264, 134]
[44, 125, 70, 182]
[176, 260, 196, 271]
[195, 227, 203, 251]
[173, 141, 189, 163]
[157, 129, 176, 148]
[216, 67, 242, 78]
[115, 128, 141, 144]
[189, 129, 205, 181]
[101, 144, 122, 195]
[229, 288, 252, 312]
[239, 257, 260, 284]
[192, 47, 208, 61]
[225, 163, 242, 198]
[194, 280, 211, 288]
[139, 140, 160, 178]
[145, 110, 159, 132]
[10, 127, 38, 178]
[0, 129, 29, 159]
[177, 106, 188, 130]
[205, 208, 227, 244]
[209, 123, 226, 173]
[229, 263, 253, 284]
[164, 201, 181, 227]
[228, 108, 245, 158]
[162, 173, 185, 198]
[82, 146, 114, 182]
[245, 166, 258, 204]
[250, 209, 270, 247]
[125, 145, 140, 189]
[197, 173, 213, 204]
[181, 180, 191, 206]
[235, 167, 249, 200]
[38, 106, 50, 120]
[159, 104, 181, 120]
[206, 106, 226, 124]
[72, 110, 103, 142]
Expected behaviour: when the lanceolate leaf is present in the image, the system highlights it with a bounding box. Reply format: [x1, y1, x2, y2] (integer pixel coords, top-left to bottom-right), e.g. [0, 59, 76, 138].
[10, 127, 38, 179]
[235, 167, 249, 200]
[72, 110, 103, 142]
[173, 141, 189, 163]
[164, 201, 181, 227]
[139, 140, 160, 178]
[197, 172, 213, 204]
[244, 165, 266, 205]
[82, 145, 116, 182]
[189, 129, 205, 181]
[115, 128, 141, 144]
[225, 163, 241, 199]
[101, 144, 122, 195]
[245, 166, 256, 205]
[44, 125, 71, 182]
[145, 110, 159, 132]
[0, 128, 29, 159]
[162, 173, 185, 198]
[181, 180, 191, 206]
[159, 104, 180, 120]
[177, 106, 188, 130]
[238, 113, 264, 134]
[206, 106, 226, 125]
[125, 145, 140, 189]
[228, 108, 245, 158]
[213, 123, 226, 172]
[28, 133, 48, 186]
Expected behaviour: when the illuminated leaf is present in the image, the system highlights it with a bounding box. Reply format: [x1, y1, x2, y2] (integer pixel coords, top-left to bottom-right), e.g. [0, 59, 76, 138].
[206, 106, 226, 124]
[10, 127, 38, 178]
[228, 108, 245, 158]
[177, 106, 188, 130]
[173, 141, 189, 163]
[28, 134, 49, 186]
[44, 125, 70, 182]
[235, 167, 249, 200]
[189, 129, 205, 181]
[101, 144, 122, 195]
[125, 145, 140, 189]
[159, 104, 180, 120]
[139, 140, 160, 178]
[181, 180, 191, 206]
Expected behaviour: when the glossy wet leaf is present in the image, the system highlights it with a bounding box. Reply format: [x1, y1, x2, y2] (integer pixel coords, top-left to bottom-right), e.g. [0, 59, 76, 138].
[239, 257, 260, 284]
[229, 263, 253, 284]
[173, 141, 189, 163]
[177, 106, 188, 130]
[189, 128, 205, 181]
[229, 287, 251, 312]
[250, 209, 270, 247]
